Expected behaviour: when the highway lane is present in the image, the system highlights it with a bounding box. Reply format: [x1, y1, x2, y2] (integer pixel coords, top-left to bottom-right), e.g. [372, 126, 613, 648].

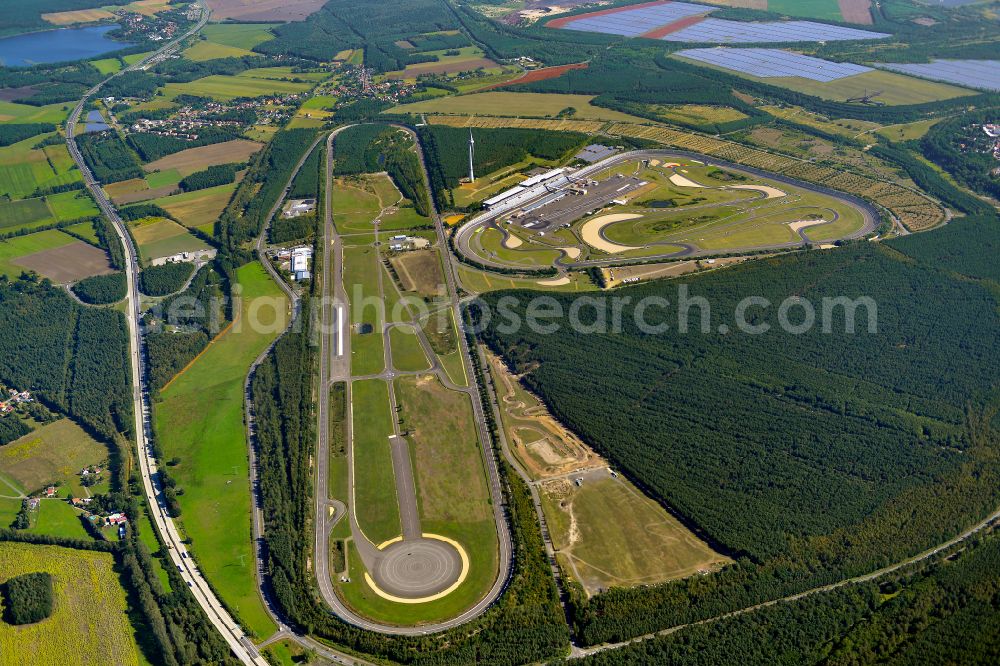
[64, 4, 272, 664]
[452, 148, 882, 272]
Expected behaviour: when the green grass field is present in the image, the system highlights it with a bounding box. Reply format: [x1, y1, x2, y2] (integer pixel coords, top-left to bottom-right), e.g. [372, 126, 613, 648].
[0, 135, 80, 200]
[0, 418, 110, 498]
[391, 92, 645, 121]
[200, 23, 278, 50]
[540, 474, 730, 595]
[351, 378, 401, 545]
[90, 57, 123, 75]
[0, 542, 141, 666]
[46, 190, 98, 220]
[344, 244, 386, 376]
[162, 75, 313, 102]
[130, 217, 210, 262]
[154, 262, 286, 640]
[152, 183, 236, 228]
[388, 325, 431, 372]
[767, 0, 842, 21]
[0, 197, 51, 230]
[0, 230, 76, 277]
[27, 499, 91, 540]
[876, 117, 944, 142]
[237, 67, 329, 82]
[63, 220, 99, 244]
[184, 40, 255, 62]
[332, 178, 383, 233]
[0, 101, 70, 125]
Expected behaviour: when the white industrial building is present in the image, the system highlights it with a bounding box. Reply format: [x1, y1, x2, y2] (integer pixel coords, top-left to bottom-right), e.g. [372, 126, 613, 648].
[482, 168, 572, 211]
[291, 246, 313, 281]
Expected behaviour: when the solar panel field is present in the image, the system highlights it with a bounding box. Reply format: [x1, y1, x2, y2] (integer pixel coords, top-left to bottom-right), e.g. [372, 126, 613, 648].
[675, 48, 872, 81]
[881, 59, 1000, 92]
[550, 1, 890, 43]
[551, 1, 710, 36]
[662, 17, 890, 42]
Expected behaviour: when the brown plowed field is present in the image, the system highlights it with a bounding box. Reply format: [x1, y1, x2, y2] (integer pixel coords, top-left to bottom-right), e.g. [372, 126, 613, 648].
[839, 0, 873, 24]
[15, 241, 113, 283]
[142, 139, 262, 176]
[204, 0, 326, 22]
[485, 62, 589, 90]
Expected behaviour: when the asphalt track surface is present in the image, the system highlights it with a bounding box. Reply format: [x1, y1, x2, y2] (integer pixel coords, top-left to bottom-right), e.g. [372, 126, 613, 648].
[453, 149, 881, 271]
[312, 125, 514, 632]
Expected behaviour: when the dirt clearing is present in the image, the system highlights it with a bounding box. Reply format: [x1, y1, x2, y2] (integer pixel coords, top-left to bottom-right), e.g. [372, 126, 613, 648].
[390, 250, 444, 297]
[15, 241, 113, 283]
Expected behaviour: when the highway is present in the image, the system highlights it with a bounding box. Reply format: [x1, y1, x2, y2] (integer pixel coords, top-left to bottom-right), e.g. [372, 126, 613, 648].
[452, 148, 881, 272]
[64, 3, 272, 665]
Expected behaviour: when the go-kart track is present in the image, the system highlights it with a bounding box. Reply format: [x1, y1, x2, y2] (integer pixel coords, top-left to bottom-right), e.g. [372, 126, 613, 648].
[453, 149, 880, 272]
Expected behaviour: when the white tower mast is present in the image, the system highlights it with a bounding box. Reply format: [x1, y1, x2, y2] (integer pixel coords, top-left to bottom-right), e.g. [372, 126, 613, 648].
[468, 129, 475, 183]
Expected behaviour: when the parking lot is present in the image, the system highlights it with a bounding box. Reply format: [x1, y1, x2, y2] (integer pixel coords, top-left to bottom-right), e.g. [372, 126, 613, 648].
[508, 174, 647, 234]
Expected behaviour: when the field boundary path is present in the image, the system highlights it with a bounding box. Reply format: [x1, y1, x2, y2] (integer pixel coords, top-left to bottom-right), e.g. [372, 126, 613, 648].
[63, 3, 274, 665]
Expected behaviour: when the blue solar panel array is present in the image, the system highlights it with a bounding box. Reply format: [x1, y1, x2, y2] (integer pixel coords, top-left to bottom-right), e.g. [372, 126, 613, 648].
[881, 59, 1000, 92]
[563, 1, 710, 37]
[663, 18, 890, 43]
[675, 48, 873, 82]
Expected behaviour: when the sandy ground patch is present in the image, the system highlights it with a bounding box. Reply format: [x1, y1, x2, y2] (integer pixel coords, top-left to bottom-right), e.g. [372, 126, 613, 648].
[15, 241, 113, 283]
[580, 214, 642, 254]
[561, 246, 581, 259]
[729, 184, 786, 199]
[669, 173, 705, 188]
[537, 276, 570, 286]
[788, 219, 829, 234]
[503, 233, 523, 249]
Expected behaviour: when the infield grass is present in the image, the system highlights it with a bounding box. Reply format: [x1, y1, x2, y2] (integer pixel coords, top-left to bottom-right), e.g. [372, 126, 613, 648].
[344, 244, 385, 376]
[388, 325, 431, 372]
[351, 378, 401, 545]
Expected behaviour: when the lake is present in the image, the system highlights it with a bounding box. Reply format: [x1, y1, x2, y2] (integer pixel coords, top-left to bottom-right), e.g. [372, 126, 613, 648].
[0, 26, 125, 68]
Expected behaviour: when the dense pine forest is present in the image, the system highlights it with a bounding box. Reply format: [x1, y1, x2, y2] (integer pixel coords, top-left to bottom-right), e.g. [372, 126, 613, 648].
[0, 275, 131, 442]
[333, 124, 433, 216]
[476, 219, 1000, 646]
[419, 125, 588, 209]
[217, 128, 318, 256]
[143, 266, 229, 392]
[568, 528, 1000, 665]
